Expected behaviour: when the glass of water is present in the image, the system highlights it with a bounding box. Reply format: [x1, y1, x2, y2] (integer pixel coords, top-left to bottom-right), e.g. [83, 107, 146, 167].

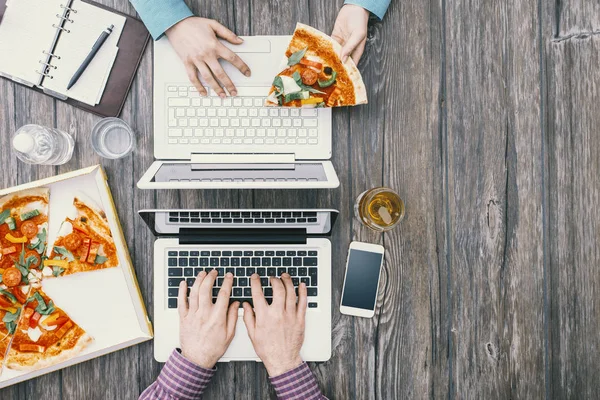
[91, 117, 136, 159]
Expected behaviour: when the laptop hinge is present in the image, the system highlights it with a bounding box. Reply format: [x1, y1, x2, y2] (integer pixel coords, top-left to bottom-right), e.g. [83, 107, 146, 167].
[179, 228, 307, 245]
[190, 153, 295, 165]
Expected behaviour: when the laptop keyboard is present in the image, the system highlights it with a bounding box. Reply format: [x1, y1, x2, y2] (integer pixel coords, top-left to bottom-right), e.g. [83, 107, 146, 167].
[166, 85, 319, 146]
[168, 211, 319, 225]
[166, 249, 319, 309]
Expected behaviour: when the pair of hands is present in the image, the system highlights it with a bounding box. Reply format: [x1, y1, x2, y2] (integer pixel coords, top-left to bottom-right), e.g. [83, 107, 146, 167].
[166, 4, 370, 97]
[178, 270, 307, 376]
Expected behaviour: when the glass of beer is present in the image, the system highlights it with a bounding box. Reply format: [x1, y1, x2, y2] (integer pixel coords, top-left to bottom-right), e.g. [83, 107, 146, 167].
[354, 187, 405, 232]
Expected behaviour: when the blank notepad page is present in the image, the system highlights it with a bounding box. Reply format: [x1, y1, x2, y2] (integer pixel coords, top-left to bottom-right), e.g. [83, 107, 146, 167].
[0, 0, 63, 85]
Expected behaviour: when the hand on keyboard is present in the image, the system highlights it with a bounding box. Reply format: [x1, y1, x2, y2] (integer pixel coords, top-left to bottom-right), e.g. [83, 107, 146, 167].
[242, 273, 307, 376]
[165, 17, 251, 98]
[178, 270, 239, 368]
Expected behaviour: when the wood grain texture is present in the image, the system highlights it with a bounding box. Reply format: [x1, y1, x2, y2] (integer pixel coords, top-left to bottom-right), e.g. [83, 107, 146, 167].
[444, 0, 545, 398]
[555, 0, 600, 38]
[1, 0, 600, 398]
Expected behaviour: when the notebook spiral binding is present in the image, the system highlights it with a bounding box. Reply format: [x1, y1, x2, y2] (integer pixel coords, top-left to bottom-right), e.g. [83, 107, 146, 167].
[35, 4, 77, 80]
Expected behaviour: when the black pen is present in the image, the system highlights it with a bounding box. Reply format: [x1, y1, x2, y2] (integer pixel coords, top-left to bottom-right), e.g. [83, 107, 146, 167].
[66, 24, 114, 90]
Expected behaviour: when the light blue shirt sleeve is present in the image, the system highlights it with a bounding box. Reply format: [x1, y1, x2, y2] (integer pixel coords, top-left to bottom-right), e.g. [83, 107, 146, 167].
[129, 0, 194, 40]
[344, 0, 392, 20]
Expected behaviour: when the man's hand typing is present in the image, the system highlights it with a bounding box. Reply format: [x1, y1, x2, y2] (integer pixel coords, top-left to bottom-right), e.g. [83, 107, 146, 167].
[243, 273, 308, 376]
[178, 270, 240, 368]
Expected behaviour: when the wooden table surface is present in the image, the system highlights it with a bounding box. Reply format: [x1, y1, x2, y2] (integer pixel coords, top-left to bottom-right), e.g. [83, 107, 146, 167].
[1, 0, 599, 398]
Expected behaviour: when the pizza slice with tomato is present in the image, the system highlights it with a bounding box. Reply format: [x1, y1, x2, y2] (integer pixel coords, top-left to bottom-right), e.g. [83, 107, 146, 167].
[45, 197, 118, 278]
[0, 285, 31, 374]
[4, 288, 92, 371]
[265, 23, 367, 108]
[0, 188, 49, 289]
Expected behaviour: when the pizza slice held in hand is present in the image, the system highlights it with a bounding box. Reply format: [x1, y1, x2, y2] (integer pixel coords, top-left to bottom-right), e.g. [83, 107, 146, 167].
[266, 23, 367, 108]
[45, 197, 118, 278]
[5, 288, 92, 371]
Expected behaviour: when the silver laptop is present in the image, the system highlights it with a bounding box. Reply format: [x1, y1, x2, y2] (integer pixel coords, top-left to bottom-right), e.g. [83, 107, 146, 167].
[137, 36, 340, 189]
[139, 209, 338, 362]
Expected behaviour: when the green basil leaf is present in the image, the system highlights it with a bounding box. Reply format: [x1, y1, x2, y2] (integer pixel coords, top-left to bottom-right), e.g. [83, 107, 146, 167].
[272, 76, 284, 93]
[0, 289, 17, 304]
[2, 308, 20, 324]
[53, 246, 74, 262]
[94, 255, 108, 265]
[52, 266, 65, 277]
[6, 321, 16, 335]
[36, 300, 55, 316]
[0, 273, 3, 284]
[287, 47, 308, 66]
[26, 292, 45, 309]
[15, 263, 28, 277]
[18, 246, 26, 266]
[292, 71, 302, 84]
[0, 209, 10, 223]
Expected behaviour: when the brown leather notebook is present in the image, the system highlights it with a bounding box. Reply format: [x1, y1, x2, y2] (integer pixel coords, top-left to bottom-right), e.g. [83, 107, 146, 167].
[0, 0, 150, 117]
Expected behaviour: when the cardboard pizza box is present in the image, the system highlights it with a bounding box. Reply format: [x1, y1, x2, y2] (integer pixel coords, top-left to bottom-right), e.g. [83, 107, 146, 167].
[0, 165, 153, 387]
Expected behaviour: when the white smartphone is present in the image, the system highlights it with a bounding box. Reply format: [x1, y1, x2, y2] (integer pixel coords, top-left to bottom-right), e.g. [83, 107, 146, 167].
[339, 241, 385, 318]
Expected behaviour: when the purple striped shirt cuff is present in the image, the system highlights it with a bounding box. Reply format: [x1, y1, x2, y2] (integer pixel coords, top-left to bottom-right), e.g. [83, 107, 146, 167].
[269, 362, 327, 399]
[139, 349, 215, 400]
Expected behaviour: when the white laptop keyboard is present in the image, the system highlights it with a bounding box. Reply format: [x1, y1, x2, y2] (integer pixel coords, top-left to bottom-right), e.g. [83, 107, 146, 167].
[166, 85, 320, 146]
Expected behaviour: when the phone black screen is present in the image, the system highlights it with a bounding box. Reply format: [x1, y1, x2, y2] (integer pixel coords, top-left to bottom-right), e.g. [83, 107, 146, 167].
[341, 249, 383, 310]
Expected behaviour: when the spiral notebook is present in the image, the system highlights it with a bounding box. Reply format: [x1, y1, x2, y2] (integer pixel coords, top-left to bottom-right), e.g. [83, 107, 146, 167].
[0, 0, 150, 116]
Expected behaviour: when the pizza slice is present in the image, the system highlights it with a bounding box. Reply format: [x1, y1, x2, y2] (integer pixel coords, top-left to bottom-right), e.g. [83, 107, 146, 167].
[5, 288, 92, 371]
[45, 197, 118, 278]
[265, 23, 367, 108]
[0, 285, 31, 373]
[0, 188, 49, 288]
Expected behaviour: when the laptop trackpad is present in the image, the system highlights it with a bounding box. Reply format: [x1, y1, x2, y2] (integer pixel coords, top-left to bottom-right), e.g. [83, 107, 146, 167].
[221, 319, 258, 359]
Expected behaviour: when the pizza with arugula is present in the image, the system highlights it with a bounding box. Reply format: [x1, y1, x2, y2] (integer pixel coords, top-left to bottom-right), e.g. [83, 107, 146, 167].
[4, 288, 92, 371]
[266, 23, 367, 108]
[0, 286, 31, 372]
[45, 197, 118, 278]
[0, 188, 49, 289]
[0, 190, 120, 374]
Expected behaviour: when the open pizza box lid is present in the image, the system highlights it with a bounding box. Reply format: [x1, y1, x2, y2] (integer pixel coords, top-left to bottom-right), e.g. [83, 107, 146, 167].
[0, 165, 152, 388]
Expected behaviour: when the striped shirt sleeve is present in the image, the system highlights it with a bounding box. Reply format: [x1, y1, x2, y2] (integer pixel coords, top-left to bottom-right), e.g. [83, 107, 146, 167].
[269, 362, 328, 400]
[139, 349, 215, 400]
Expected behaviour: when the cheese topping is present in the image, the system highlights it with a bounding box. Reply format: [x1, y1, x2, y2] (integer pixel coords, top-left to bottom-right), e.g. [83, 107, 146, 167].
[59, 221, 73, 236]
[27, 327, 42, 342]
[280, 75, 302, 95]
[21, 285, 30, 294]
[39, 315, 57, 331]
[42, 267, 53, 277]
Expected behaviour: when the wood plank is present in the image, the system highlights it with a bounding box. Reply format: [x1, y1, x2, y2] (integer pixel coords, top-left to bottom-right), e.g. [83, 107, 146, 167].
[544, 35, 600, 400]
[555, 0, 600, 38]
[378, 0, 444, 397]
[444, 0, 546, 398]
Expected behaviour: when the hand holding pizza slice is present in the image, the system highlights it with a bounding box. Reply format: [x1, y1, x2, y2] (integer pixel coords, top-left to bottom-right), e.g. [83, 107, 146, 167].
[266, 23, 367, 108]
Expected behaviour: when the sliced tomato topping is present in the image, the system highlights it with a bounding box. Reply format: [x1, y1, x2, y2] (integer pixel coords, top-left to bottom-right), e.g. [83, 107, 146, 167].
[24, 250, 41, 269]
[55, 320, 74, 339]
[0, 295, 13, 308]
[19, 344, 45, 353]
[63, 232, 83, 252]
[299, 59, 323, 70]
[301, 68, 318, 86]
[12, 287, 28, 304]
[1, 246, 16, 255]
[2, 267, 22, 287]
[20, 221, 38, 239]
[29, 311, 41, 329]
